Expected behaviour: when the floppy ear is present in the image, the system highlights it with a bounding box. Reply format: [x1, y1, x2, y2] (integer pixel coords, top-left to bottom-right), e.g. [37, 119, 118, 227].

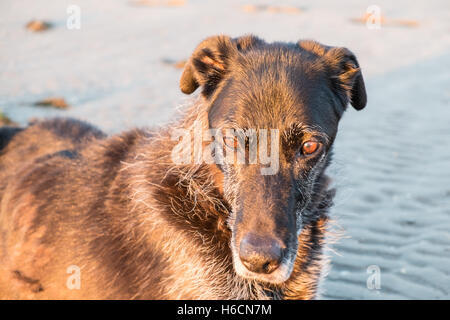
[324, 47, 367, 110]
[180, 35, 235, 97]
[180, 34, 264, 98]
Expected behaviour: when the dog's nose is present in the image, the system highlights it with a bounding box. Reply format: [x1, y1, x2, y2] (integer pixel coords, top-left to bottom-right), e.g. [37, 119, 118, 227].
[239, 234, 284, 274]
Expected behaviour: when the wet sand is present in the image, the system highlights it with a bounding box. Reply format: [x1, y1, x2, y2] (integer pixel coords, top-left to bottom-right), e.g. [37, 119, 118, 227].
[1, 0, 449, 299]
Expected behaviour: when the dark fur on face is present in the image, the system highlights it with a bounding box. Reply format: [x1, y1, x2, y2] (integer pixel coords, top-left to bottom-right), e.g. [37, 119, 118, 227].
[181, 35, 366, 284]
[0, 35, 366, 299]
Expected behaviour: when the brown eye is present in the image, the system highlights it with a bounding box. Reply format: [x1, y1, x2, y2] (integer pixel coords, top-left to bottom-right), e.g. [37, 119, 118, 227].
[302, 141, 320, 155]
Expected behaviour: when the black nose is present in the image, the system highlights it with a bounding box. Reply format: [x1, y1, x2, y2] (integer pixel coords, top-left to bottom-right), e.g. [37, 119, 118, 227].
[239, 234, 284, 274]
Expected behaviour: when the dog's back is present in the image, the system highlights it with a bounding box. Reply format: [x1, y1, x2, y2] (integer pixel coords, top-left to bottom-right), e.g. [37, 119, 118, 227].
[0, 118, 105, 171]
[0, 119, 107, 298]
[0, 119, 157, 299]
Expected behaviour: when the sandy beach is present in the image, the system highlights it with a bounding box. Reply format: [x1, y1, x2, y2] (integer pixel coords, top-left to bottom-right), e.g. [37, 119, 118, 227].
[1, 0, 449, 299]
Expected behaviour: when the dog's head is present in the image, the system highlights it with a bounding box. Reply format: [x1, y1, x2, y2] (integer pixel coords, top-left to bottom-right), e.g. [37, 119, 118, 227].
[180, 35, 366, 284]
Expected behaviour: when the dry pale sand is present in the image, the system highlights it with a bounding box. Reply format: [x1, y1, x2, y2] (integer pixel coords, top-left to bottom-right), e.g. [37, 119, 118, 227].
[0, 0, 449, 299]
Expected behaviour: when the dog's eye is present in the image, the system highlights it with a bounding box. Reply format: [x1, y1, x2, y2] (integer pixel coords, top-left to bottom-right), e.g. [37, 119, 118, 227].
[301, 141, 320, 156]
[223, 136, 237, 149]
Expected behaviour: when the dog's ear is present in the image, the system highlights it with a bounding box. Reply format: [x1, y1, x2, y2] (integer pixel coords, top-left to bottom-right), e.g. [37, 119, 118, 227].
[324, 47, 367, 110]
[180, 35, 236, 97]
[180, 35, 264, 98]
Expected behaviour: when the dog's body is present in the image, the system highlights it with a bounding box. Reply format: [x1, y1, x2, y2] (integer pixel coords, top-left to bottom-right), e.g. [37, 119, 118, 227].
[0, 35, 366, 299]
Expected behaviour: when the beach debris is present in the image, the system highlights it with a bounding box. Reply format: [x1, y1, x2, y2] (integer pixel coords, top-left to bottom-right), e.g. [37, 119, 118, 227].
[0, 111, 16, 126]
[26, 20, 53, 32]
[129, 0, 185, 7]
[34, 97, 70, 109]
[351, 13, 419, 28]
[161, 58, 186, 69]
[242, 5, 303, 14]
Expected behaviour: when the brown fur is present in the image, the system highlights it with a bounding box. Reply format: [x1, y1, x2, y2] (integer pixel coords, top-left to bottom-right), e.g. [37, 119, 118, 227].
[0, 35, 366, 299]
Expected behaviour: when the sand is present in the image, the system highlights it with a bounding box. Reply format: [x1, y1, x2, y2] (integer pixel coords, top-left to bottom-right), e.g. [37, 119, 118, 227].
[0, 0, 449, 299]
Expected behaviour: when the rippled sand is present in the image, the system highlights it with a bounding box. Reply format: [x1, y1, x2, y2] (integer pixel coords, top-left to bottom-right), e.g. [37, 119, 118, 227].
[1, 0, 449, 299]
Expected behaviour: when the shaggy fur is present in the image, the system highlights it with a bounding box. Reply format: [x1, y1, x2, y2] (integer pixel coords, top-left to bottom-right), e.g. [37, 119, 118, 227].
[0, 35, 366, 299]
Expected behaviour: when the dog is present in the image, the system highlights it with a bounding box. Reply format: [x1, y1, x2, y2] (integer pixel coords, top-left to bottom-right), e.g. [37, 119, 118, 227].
[0, 35, 366, 299]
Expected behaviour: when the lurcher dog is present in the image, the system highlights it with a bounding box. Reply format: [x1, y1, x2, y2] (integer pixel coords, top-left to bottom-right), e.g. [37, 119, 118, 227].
[0, 35, 366, 299]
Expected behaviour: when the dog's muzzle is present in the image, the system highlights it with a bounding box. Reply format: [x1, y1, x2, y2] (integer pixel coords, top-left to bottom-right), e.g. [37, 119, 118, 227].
[239, 233, 286, 274]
